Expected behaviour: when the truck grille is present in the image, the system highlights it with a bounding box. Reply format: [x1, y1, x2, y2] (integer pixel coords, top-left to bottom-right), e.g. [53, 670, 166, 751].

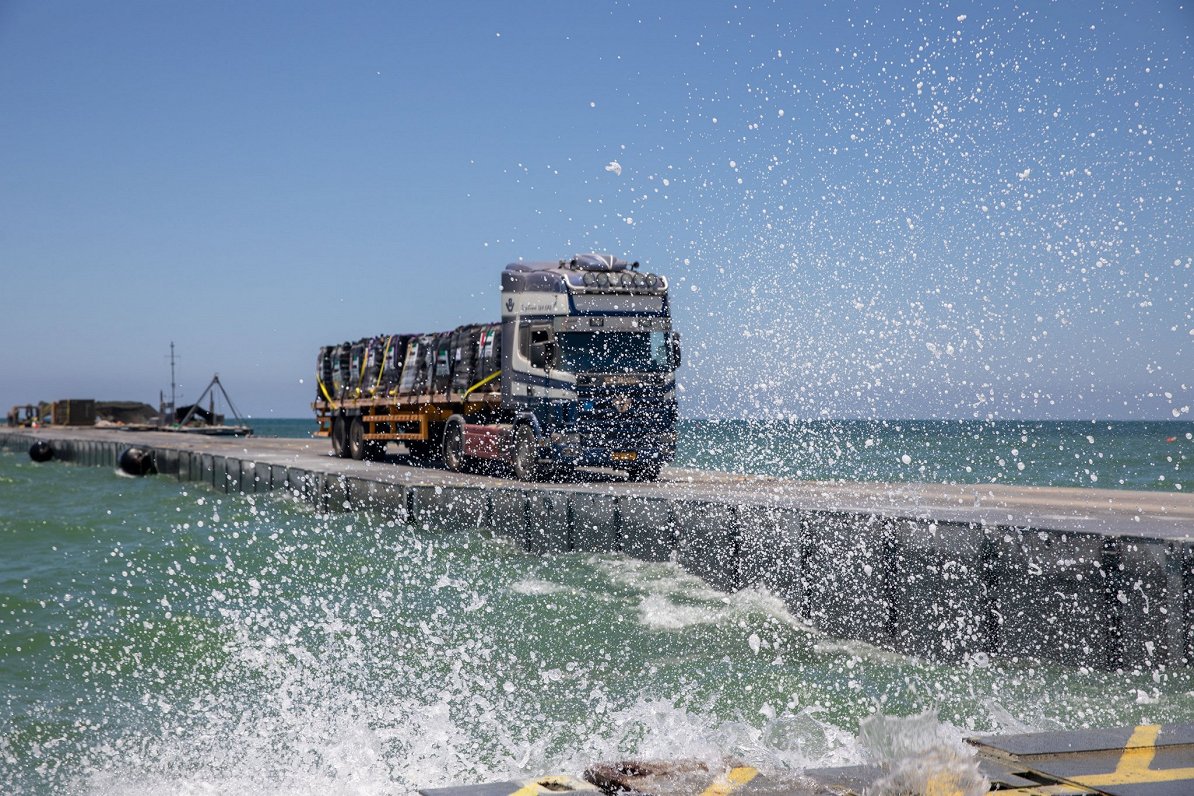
[576, 387, 675, 441]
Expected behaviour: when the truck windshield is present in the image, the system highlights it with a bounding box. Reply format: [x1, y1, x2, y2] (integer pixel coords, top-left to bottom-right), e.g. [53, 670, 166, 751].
[557, 331, 670, 373]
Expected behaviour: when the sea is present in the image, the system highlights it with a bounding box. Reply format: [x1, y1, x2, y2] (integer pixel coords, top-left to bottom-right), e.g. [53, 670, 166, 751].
[253, 417, 1191, 491]
[2, 419, 1192, 794]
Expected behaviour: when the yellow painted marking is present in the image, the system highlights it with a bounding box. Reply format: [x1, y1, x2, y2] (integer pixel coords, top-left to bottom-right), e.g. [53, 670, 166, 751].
[1072, 724, 1194, 787]
[698, 765, 758, 796]
[924, 771, 965, 796]
[509, 774, 596, 795]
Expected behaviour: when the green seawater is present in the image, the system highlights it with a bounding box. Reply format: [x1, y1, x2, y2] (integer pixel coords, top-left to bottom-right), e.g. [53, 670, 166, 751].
[674, 419, 1192, 491]
[2, 422, 1193, 792]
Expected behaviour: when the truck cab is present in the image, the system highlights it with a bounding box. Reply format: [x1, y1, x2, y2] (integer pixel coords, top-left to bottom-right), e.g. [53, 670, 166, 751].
[500, 254, 680, 480]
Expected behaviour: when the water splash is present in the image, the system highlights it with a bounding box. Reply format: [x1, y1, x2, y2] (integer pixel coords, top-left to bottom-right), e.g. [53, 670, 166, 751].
[859, 709, 988, 796]
[4, 457, 1194, 793]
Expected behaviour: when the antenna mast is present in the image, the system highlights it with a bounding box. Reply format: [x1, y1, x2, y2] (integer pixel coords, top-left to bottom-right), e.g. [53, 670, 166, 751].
[160, 342, 182, 426]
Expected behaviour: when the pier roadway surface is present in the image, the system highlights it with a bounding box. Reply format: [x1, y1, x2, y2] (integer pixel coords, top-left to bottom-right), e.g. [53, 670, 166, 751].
[11, 427, 1191, 538]
[5, 427, 1194, 671]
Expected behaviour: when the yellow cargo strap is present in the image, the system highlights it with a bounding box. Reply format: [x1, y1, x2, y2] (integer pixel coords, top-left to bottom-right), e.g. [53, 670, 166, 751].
[317, 377, 337, 410]
[355, 347, 367, 395]
[376, 337, 393, 390]
[463, 369, 501, 398]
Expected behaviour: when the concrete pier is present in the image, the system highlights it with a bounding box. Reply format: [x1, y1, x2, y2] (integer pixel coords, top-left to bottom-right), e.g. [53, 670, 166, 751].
[4, 427, 1192, 671]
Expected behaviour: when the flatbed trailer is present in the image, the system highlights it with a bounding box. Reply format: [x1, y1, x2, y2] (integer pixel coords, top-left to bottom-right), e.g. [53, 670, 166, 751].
[313, 391, 504, 462]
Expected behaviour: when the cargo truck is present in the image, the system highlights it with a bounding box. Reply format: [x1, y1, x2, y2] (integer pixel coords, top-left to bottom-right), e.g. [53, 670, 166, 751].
[313, 254, 681, 481]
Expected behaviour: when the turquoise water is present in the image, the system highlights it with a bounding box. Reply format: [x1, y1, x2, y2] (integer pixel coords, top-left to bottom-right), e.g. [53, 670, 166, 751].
[2, 445, 1193, 794]
[674, 419, 1192, 492]
[250, 417, 1193, 492]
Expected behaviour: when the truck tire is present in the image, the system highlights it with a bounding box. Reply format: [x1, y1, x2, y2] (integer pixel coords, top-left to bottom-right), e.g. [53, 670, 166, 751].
[443, 418, 466, 472]
[348, 417, 366, 461]
[627, 461, 662, 482]
[331, 416, 348, 458]
[511, 425, 540, 481]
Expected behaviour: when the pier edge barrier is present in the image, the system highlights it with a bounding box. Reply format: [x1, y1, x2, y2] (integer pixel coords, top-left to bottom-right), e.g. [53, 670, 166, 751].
[4, 428, 1190, 673]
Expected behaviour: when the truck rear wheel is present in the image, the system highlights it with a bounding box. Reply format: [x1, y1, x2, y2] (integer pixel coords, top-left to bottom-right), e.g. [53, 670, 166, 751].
[443, 419, 466, 472]
[331, 416, 348, 458]
[511, 425, 540, 481]
[348, 417, 366, 461]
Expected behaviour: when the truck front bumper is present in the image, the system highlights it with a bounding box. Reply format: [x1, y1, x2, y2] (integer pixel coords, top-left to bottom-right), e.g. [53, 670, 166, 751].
[547, 433, 676, 468]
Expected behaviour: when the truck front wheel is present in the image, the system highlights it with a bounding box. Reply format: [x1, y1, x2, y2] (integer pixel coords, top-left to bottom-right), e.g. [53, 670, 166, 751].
[511, 425, 540, 481]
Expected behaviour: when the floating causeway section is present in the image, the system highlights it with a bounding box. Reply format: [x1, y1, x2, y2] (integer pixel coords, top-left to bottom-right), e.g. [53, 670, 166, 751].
[4, 428, 1193, 673]
[418, 722, 1194, 795]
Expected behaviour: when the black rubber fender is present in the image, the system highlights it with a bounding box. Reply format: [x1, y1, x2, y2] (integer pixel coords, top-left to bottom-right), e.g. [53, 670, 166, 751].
[118, 447, 156, 476]
[28, 441, 53, 463]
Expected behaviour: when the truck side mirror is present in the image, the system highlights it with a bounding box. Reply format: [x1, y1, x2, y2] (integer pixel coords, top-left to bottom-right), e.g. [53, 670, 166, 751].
[669, 332, 682, 368]
[529, 340, 558, 370]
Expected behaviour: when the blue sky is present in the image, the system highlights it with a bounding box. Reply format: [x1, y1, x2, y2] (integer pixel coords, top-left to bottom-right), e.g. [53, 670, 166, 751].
[1, 1, 1190, 420]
